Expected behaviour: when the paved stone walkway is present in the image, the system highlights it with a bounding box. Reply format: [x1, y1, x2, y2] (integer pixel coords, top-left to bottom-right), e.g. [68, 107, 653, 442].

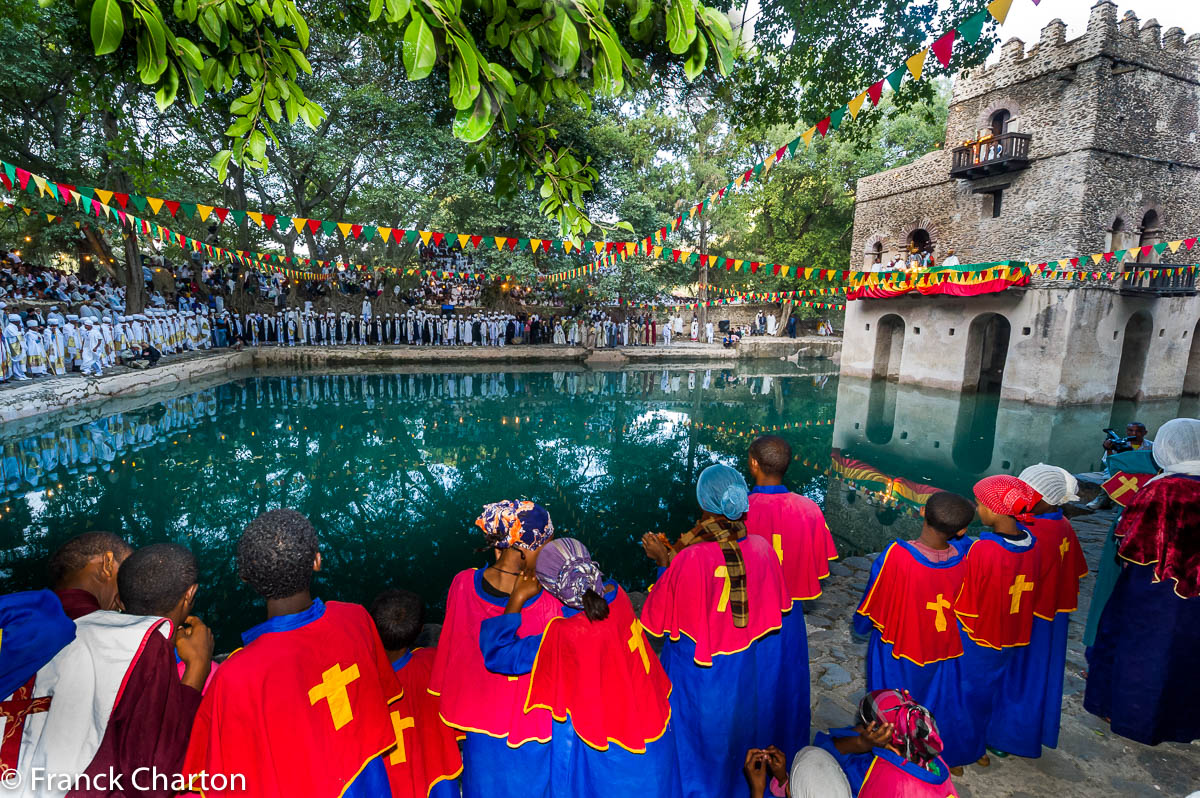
[803, 510, 1198, 797]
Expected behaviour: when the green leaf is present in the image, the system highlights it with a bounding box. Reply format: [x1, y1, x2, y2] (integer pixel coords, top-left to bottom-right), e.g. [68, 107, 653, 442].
[665, 0, 696, 55]
[154, 64, 179, 111]
[288, 4, 309, 48]
[485, 62, 516, 96]
[683, 26, 706, 81]
[368, 0, 383, 22]
[247, 130, 267, 161]
[614, 220, 634, 232]
[452, 90, 495, 143]
[511, 32, 535, 72]
[90, 0, 125, 55]
[402, 15, 436, 81]
[225, 115, 254, 137]
[211, 149, 233, 182]
[544, 9, 580, 73]
[699, 5, 732, 42]
[629, 0, 651, 27]
[198, 7, 222, 44]
[175, 37, 203, 70]
[384, 0, 411, 24]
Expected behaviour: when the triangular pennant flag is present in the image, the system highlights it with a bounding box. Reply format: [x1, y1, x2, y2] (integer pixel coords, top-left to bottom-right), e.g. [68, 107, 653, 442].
[307, 219, 322, 234]
[338, 222, 353, 238]
[931, 30, 956, 69]
[320, 220, 337, 236]
[867, 80, 885, 107]
[432, 231, 445, 246]
[815, 117, 831, 137]
[885, 67, 905, 92]
[494, 237, 506, 250]
[802, 127, 816, 148]
[131, 195, 148, 213]
[92, 188, 113, 206]
[905, 49, 929, 82]
[164, 200, 181, 217]
[292, 217, 308, 234]
[1185, 237, 1197, 250]
[245, 211, 262, 226]
[1168, 239, 1183, 253]
[786, 136, 802, 157]
[378, 226, 393, 243]
[1152, 241, 1168, 255]
[457, 233, 471, 249]
[847, 92, 867, 120]
[987, 0, 1014, 25]
[829, 106, 847, 131]
[958, 9, 988, 44]
[196, 204, 214, 222]
[359, 225, 376, 241]
[180, 202, 198, 218]
[213, 207, 229, 223]
[470, 235, 483, 249]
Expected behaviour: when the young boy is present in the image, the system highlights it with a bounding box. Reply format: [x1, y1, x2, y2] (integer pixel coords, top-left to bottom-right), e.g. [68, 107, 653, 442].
[369, 589, 462, 798]
[854, 491, 976, 768]
[47, 530, 132, 619]
[183, 509, 402, 798]
[745, 435, 838, 757]
[954, 476, 1042, 768]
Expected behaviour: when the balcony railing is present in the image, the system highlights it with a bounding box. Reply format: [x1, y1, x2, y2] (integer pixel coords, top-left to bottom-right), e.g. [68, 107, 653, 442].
[1119, 265, 1197, 297]
[950, 132, 1033, 179]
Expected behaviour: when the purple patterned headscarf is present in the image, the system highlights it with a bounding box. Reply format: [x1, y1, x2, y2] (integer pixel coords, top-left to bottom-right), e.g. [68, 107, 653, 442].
[534, 538, 605, 610]
[475, 500, 554, 552]
[858, 688, 944, 769]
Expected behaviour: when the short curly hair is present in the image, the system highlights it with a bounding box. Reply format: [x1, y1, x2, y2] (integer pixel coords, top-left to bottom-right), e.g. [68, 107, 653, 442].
[369, 589, 424, 651]
[47, 532, 132, 589]
[237, 509, 319, 600]
[118, 543, 198, 617]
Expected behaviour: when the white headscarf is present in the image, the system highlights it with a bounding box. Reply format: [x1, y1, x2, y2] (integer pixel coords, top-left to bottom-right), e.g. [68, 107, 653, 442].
[1017, 464, 1080, 506]
[1148, 418, 1200, 482]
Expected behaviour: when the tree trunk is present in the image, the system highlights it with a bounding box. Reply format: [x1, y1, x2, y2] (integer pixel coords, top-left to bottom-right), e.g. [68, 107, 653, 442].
[101, 106, 146, 314]
[698, 215, 708, 334]
[776, 301, 794, 338]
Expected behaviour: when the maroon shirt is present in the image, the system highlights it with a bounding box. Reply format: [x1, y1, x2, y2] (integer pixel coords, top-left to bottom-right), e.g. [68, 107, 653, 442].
[54, 588, 101, 620]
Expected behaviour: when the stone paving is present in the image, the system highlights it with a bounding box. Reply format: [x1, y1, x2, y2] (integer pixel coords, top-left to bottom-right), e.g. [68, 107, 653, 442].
[801, 510, 1199, 798]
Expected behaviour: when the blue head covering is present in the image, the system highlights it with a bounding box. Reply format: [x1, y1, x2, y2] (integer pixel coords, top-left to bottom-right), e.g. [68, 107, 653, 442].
[696, 464, 750, 521]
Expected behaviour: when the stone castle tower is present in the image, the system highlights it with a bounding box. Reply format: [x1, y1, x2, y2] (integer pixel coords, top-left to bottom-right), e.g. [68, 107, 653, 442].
[839, 1, 1200, 407]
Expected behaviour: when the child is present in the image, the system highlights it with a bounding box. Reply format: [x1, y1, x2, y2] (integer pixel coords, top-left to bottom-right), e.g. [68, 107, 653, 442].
[744, 689, 958, 798]
[953, 476, 1042, 768]
[746, 435, 839, 758]
[369, 589, 463, 798]
[853, 491, 976, 765]
[183, 509, 402, 798]
[640, 465, 791, 798]
[427, 500, 561, 798]
[480, 538, 678, 798]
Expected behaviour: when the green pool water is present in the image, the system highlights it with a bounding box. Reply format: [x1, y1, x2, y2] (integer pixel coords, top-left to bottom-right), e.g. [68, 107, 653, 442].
[1, 362, 1194, 651]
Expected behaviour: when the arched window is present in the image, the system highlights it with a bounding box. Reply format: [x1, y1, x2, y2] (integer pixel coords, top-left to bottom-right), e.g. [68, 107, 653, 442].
[1137, 210, 1161, 264]
[1106, 217, 1126, 255]
[990, 110, 1011, 136]
[871, 241, 883, 264]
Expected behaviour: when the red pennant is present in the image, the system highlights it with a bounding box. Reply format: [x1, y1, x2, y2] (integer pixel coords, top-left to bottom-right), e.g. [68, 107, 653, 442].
[113, 192, 130, 209]
[432, 231, 445, 246]
[1102, 252, 1114, 263]
[117, 209, 126, 225]
[507, 238, 518, 250]
[815, 116, 831, 136]
[164, 200, 181, 217]
[0, 172, 10, 191]
[931, 30, 957, 68]
[867, 80, 885, 106]
[772, 263, 781, 275]
[1186, 238, 1197, 250]
[694, 202, 703, 216]
[672, 250, 682, 262]
[351, 224, 363, 239]
[774, 145, 788, 162]
[214, 207, 230, 223]
[470, 235, 483, 248]
[725, 258, 733, 270]
[306, 219, 321, 234]
[541, 240, 551, 252]
[1070, 258, 1080, 267]
[57, 184, 75, 205]
[750, 262, 761, 273]
[742, 170, 753, 184]
[263, 214, 276, 229]
[15, 168, 31, 189]
[717, 187, 726, 198]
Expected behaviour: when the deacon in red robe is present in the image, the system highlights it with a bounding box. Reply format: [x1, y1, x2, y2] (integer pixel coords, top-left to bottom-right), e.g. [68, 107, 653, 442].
[369, 589, 462, 798]
[745, 436, 839, 758]
[183, 510, 401, 798]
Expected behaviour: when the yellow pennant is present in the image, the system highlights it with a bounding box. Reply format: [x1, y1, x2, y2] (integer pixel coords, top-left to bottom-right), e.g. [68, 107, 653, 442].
[734, 259, 744, 270]
[70, 190, 83, 207]
[626, 242, 636, 256]
[94, 189, 114, 206]
[419, 230, 433, 246]
[653, 246, 663, 258]
[46, 213, 56, 223]
[378, 227, 393, 243]
[196, 204, 213, 222]
[292, 217, 308, 234]
[734, 174, 745, 188]
[1091, 253, 1104, 265]
[32, 174, 49, 197]
[337, 222, 352, 238]
[594, 241, 605, 254]
[987, 0, 1014, 24]
[804, 268, 814, 279]
[563, 240, 574, 254]
[247, 210, 263, 226]
[688, 205, 698, 219]
[761, 157, 774, 176]
[530, 238, 542, 251]
[847, 92, 867, 120]
[1169, 239, 1183, 253]
[802, 127, 816, 148]
[495, 237, 506, 250]
[906, 49, 928, 82]
[457, 234, 471, 248]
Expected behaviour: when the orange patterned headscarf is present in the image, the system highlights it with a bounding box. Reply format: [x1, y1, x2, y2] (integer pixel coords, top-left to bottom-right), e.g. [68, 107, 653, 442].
[475, 500, 554, 551]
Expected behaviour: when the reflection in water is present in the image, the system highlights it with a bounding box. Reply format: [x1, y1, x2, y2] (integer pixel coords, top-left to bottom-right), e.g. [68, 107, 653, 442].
[952, 391, 1001, 474]
[0, 366, 837, 649]
[866, 378, 898, 445]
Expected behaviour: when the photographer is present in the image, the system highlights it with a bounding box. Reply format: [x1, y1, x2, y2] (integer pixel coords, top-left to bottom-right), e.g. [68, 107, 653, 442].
[1102, 422, 1153, 463]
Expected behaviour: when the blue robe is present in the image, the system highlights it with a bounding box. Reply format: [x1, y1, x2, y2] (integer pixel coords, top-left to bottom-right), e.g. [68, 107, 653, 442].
[775, 601, 811, 760]
[854, 539, 974, 767]
[479, 585, 680, 798]
[1085, 562, 1200, 745]
[0, 589, 76, 699]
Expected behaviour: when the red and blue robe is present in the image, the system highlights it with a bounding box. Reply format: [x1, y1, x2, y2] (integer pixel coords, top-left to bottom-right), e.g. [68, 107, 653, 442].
[182, 599, 402, 798]
[746, 486, 839, 757]
[813, 728, 959, 798]
[853, 538, 973, 765]
[640, 533, 791, 798]
[0, 590, 76, 702]
[952, 530, 1039, 766]
[428, 568, 561, 798]
[479, 582, 679, 798]
[1085, 475, 1200, 745]
[985, 511, 1087, 756]
[385, 648, 463, 798]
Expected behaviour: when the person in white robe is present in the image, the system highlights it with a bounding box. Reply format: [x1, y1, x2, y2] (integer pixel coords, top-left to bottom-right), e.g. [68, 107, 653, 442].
[24, 319, 47, 375]
[81, 319, 104, 376]
[766, 313, 777, 336]
[706, 321, 714, 344]
[690, 316, 699, 341]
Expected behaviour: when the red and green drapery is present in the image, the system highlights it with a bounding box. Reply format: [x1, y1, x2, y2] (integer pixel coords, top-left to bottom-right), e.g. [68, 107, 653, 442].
[846, 261, 1031, 301]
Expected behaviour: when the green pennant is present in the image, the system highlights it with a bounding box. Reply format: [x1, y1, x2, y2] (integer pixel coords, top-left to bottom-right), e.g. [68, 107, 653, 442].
[130, 195, 147, 212]
[830, 106, 847, 131]
[517, 237, 530, 250]
[231, 210, 246, 226]
[688, 253, 699, 265]
[958, 9, 988, 45]
[359, 225, 376, 242]
[3, 162, 15, 187]
[277, 216, 292, 232]
[885, 67, 905, 92]
[180, 202, 198, 219]
[549, 240, 562, 251]
[1113, 249, 1127, 262]
[701, 198, 711, 213]
[787, 136, 802, 157]
[321, 220, 337, 236]
[1153, 241, 1169, 254]
[752, 162, 764, 177]
[77, 186, 95, 200]
[403, 230, 418, 243]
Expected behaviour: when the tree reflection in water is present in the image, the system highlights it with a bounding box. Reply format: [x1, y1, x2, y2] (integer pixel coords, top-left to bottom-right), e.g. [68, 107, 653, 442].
[0, 366, 837, 650]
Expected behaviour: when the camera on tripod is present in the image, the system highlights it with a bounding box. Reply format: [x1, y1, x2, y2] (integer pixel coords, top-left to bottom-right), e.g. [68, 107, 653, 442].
[1103, 428, 1135, 454]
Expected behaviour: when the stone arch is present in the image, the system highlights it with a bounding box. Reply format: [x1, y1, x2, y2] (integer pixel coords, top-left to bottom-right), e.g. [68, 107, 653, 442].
[962, 312, 1013, 394]
[862, 233, 887, 268]
[1115, 310, 1154, 400]
[872, 313, 906, 381]
[1184, 319, 1200, 396]
[1105, 209, 1136, 255]
[978, 99, 1023, 134]
[1135, 204, 1164, 263]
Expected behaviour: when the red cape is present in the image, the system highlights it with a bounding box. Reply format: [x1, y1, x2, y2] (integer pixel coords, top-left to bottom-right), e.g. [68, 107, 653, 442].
[1028, 515, 1089, 619]
[856, 541, 967, 665]
[182, 602, 401, 798]
[955, 535, 1039, 649]
[745, 491, 838, 601]
[525, 586, 672, 752]
[1116, 476, 1200, 599]
[641, 535, 790, 665]
[428, 568, 561, 744]
[385, 648, 463, 798]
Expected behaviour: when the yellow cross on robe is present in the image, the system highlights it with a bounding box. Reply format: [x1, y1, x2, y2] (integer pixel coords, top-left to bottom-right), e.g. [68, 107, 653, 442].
[628, 620, 650, 674]
[925, 593, 951, 632]
[1059, 538, 1070, 560]
[308, 662, 361, 730]
[1008, 575, 1034, 614]
[388, 712, 415, 764]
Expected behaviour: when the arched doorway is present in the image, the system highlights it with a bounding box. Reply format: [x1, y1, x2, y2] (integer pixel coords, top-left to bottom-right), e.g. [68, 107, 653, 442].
[872, 314, 905, 381]
[907, 229, 931, 255]
[990, 109, 1011, 136]
[1136, 210, 1161, 264]
[1115, 311, 1153, 400]
[963, 313, 1012, 394]
[1184, 320, 1200, 396]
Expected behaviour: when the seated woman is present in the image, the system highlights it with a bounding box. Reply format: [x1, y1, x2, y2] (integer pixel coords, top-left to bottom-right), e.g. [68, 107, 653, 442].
[1085, 417, 1200, 746]
[640, 464, 791, 798]
[480, 538, 678, 798]
[745, 689, 959, 798]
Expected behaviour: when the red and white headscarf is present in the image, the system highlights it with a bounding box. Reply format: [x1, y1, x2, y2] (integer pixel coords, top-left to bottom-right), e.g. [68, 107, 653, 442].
[972, 475, 1041, 520]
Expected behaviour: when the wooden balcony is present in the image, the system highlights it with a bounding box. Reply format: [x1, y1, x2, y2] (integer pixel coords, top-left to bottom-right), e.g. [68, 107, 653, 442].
[950, 133, 1033, 179]
[1119, 266, 1197, 297]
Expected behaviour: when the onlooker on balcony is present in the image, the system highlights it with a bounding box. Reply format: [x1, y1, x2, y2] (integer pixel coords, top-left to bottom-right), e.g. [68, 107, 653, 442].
[941, 249, 960, 268]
